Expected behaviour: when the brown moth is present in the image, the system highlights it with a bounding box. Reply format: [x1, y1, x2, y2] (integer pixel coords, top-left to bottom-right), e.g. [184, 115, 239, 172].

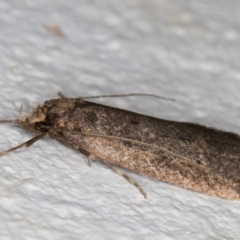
[1, 93, 240, 200]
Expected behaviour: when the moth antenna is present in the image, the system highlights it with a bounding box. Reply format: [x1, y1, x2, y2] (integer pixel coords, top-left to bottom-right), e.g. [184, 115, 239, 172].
[58, 92, 66, 98]
[0, 119, 19, 124]
[0, 133, 47, 157]
[19, 103, 23, 118]
[83, 133, 207, 172]
[0, 104, 25, 125]
[79, 93, 175, 101]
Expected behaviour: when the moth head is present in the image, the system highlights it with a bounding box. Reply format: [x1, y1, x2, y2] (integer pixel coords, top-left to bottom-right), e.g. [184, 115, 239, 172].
[24, 105, 47, 124]
[18, 105, 48, 134]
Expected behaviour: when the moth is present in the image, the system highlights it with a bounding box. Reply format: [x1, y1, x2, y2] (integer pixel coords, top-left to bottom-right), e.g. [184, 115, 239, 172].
[1, 93, 240, 200]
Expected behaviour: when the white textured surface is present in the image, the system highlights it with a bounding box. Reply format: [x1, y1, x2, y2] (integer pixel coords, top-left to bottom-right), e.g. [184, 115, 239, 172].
[1, 0, 240, 239]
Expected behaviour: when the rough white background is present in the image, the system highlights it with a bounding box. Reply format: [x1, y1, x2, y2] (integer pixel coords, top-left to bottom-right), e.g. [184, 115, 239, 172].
[0, 0, 240, 239]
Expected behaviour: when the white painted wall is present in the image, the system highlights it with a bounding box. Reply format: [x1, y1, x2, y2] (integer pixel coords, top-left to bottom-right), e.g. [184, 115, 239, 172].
[0, 0, 240, 239]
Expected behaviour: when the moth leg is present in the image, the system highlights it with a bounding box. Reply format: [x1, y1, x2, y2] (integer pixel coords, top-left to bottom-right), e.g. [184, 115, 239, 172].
[87, 154, 97, 167]
[110, 165, 147, 198]
[57, 92, 66, 98]
[0, 133, 46, 157]
[95, 158, 147, 198]
[87, 159, 92, 167]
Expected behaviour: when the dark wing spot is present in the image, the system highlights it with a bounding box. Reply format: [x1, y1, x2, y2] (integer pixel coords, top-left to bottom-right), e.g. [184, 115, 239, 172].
[86, 112, 98, 123]
[130, 120, 139, 125]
